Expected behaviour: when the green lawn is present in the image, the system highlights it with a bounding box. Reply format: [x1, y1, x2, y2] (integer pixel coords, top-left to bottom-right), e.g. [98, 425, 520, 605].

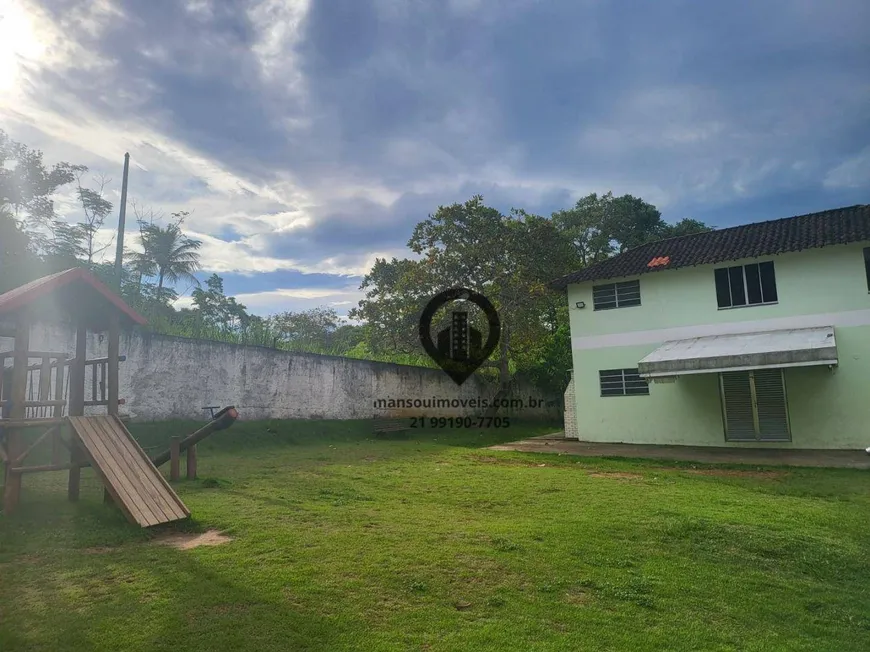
[1, 419, 869, 651]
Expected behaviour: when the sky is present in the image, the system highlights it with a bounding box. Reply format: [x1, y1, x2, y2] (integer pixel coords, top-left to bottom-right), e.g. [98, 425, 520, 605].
[1, 0, 868, 318]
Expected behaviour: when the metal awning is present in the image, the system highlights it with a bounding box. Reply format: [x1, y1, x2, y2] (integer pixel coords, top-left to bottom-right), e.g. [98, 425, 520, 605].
[637, 326, 838, 378]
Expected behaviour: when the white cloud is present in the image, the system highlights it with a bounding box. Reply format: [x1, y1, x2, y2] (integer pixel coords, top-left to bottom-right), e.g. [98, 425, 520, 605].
[823, 148, 870, 190]
[246, 0, 309, 94]
[232, 285, 365, 316]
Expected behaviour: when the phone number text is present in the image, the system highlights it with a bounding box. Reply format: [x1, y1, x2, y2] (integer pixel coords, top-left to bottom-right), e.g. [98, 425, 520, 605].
[410, 416, 511, 429]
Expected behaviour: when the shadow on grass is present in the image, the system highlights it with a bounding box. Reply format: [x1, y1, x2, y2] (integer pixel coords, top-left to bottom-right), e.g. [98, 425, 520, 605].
[1, 532, 353, 652]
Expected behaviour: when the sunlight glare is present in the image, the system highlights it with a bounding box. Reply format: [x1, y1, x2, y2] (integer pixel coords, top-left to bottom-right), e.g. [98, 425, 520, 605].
[0, 2, 45, 93]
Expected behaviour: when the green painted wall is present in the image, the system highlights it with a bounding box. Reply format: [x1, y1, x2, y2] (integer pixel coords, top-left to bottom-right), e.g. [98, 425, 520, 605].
[568, 243, 870, 338]
[566, 243, 870, 449]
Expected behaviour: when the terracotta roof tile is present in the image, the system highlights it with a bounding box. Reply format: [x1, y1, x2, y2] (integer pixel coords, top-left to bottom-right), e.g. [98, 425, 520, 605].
[550, 204, 870, 289]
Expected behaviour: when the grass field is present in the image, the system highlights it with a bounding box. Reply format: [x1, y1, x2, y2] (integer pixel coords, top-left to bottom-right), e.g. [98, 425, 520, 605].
[1, 418, 869, 651]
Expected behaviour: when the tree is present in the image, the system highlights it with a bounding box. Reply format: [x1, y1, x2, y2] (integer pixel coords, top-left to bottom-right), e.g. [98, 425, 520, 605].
[329, 323, 366, 353]
[129, 210, 202, 302]
[74, 172, 114, 265]
[0, 207, 41, 292]
[552, 191, 713, 261]
[660, 217, 714, 239]
[191, 273, 252, 332]
[0, 129, 84, 232]
[0, 129, 88, 268]
[268, 306, 341, 350]
[353, 196, 577, 412]
[350, 257, 437, 356]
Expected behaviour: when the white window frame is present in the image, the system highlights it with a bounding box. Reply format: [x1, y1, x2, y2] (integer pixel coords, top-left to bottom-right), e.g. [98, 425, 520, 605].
[592, 280, 641, 311]
[599, 368, 649, 397]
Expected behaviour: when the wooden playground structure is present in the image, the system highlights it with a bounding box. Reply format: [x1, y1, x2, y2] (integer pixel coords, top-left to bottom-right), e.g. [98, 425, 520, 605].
[0, 268, 238, 527]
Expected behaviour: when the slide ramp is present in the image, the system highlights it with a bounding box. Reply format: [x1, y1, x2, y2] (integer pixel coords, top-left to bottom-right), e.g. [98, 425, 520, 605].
[68, 415, 190, 527]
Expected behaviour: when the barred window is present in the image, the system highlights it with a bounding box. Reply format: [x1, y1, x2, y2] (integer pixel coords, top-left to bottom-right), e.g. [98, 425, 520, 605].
[592, 280, 641, 310]
[599, 368, 649, 397]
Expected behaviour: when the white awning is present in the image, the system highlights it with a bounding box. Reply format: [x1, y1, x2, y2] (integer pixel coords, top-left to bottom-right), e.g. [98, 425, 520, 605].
[637, 326, 838, 378]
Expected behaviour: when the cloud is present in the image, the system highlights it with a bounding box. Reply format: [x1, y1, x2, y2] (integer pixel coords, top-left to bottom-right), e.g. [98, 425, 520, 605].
[824, 147, 870, 190]
[2, 0, 869, 317]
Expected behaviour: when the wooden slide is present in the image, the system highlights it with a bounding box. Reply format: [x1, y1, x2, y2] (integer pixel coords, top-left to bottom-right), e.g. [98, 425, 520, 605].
[68, 415, 190, 527]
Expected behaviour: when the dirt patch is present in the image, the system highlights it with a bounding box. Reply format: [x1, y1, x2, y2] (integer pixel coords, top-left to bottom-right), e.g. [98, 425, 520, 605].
[587, 472, 643, 480]
[5, 553, 43, 564]
[154, 529, 232, 549]
[681, 469, 787, 479]
[564, 589, 592, 605]
[82, 546, 116, 555]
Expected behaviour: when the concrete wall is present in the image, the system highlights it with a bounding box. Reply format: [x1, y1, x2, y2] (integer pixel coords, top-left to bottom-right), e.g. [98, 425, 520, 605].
[564, 243, 870, 449]
[0, 325, 559, 423]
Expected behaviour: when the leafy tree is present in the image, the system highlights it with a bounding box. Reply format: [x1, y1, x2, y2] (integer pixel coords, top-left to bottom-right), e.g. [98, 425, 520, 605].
[0, 129, 84, 232]
[74, 172, 114, 265]
[660, 217, 714, 239]
[268, 306, 341, 350]
[0, 207, 41, 292]
[129, 210, 202, 302]
[350, 257, 436, 355]
[328, 323, 366, 353]
[191, 274, 252, 332]
[43, 221, 87, 272]
[353, 196, 576, 412]
[552, 191, 712, 262]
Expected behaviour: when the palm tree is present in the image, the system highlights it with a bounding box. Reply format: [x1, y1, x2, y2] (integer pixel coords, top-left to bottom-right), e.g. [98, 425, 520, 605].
[132, 217, 202, 302]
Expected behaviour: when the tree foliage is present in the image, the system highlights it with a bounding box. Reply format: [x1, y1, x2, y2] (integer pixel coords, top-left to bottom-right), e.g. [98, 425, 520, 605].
[1, 130, 718, 397]
[552, 191, 713, 265]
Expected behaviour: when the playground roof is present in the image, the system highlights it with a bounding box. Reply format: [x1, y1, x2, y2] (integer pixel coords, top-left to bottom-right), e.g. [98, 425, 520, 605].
[0, 268, 148, 331]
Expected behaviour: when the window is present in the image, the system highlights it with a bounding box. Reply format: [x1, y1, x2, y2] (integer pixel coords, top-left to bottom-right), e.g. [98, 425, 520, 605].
[714, 261, 777, 309]
[720, 369, 790, 441]
[599, 368, 649, 397]
[864, 247, 870, 291]
[593, 280, 641, 310]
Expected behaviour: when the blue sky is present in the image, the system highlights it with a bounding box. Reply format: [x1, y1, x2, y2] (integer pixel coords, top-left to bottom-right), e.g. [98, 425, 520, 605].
[2, 0, 868, 317]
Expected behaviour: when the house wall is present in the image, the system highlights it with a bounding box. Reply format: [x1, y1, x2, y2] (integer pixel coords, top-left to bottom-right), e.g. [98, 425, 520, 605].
[565, 242, 870, 449]
[0, 326, 559, 423]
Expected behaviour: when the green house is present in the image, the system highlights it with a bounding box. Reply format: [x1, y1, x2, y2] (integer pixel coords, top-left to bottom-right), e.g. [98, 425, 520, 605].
[550, 204, 870, 450]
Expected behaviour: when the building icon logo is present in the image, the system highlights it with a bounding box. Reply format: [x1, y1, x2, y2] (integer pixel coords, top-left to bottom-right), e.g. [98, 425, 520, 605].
[419, 288, 500, 385]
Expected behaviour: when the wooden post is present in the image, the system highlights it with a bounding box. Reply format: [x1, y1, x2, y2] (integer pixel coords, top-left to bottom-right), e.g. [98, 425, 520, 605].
[51, 354, 67, 464]
[103, 316, 118, 506]
[3, 315, 30, 515]
[170, 436, 180, 481]
[186, 444, 197, 480]
[107, 313, 120, 417]
[67, 321, 87, 502]
[38, 356, 51, 419]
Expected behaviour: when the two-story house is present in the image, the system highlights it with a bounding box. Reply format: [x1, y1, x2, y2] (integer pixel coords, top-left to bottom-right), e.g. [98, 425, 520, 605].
[550, 204, 870, 450]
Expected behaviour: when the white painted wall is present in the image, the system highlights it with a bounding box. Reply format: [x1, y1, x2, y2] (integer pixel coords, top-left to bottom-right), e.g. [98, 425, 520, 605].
[1, 324, 558, 423]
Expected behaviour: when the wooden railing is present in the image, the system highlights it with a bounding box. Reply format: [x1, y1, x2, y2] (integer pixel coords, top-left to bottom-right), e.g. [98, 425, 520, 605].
[0, 352, 126, 420]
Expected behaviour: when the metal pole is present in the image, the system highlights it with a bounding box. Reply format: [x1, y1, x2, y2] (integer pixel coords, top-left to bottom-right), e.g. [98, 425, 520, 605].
[113, 153, 130, 292]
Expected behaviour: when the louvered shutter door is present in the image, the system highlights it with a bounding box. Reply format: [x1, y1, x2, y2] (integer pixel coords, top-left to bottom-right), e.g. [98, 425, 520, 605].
[753, 369, 790, 441]
[721, 372, 756, 441]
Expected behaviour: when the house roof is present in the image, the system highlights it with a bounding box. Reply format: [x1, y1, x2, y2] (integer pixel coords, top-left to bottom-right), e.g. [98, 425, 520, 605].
[0, 268, 147, 330]
[549, 204, 870, 290]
